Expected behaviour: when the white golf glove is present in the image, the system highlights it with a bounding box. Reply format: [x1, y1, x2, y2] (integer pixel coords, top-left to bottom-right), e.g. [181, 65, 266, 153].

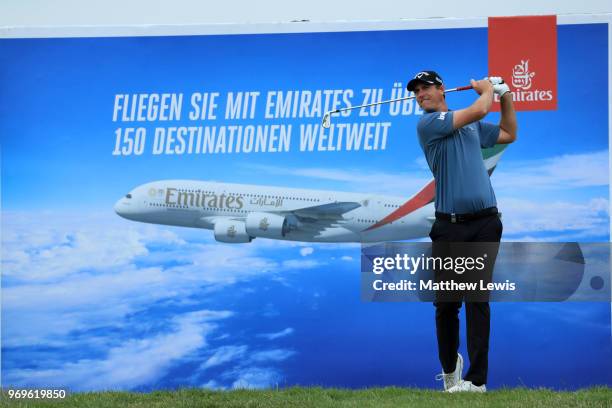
[487, 76, 511, 97]
[487, 76, 503, 85]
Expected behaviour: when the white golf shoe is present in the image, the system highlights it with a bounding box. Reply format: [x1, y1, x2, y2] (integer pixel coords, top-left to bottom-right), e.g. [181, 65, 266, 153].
[447, 380, 487, 393]
[435, 353, 463, 391]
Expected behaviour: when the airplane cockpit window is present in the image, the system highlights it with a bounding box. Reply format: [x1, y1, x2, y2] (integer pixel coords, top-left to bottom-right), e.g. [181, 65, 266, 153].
[126, 194, 132, 199]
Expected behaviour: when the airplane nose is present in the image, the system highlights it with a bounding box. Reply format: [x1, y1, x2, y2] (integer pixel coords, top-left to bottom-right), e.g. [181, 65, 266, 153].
[114, 199, 123, 215]
[115, 194, 138, 220]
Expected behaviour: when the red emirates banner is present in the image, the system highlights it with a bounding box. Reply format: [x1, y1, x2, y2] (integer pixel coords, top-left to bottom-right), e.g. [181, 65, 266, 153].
[488, 15, 557, 111]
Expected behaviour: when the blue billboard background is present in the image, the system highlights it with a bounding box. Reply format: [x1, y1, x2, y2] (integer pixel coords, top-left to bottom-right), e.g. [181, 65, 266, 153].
[1, 23, 610, 390]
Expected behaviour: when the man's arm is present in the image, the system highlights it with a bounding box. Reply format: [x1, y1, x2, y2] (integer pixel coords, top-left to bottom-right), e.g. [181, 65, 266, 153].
[496, 92, 517, 144]
[452, 79, 494, 130]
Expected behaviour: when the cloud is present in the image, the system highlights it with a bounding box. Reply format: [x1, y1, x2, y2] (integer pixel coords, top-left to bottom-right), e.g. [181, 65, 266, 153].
[488, 150, 610, 240]
[2, 212, 183, 283]
[300, 247, 314, 256]
[196, 344, 296, 389]
[2, 241, 278, 348]
[1, 210, 317, 393]
[498, 197, 609, 238]
[2, 264, 168, 347]
[162, 242, 279, 285]
[1, 211, 311, 347]
[200, 345, 248, 370]
[249, 349, 296, 363]
[258, 328, 294, 340]
[226, 367, 282, 389]
[493, 150, 609, 191]
[3, 310, 232, 391]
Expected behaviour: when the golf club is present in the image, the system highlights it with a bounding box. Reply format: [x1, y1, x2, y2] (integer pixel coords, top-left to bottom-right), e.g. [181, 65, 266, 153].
[321, 85, 473, 129]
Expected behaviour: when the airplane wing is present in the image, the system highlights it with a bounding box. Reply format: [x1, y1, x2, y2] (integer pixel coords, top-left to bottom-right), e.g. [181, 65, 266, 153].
[201, 202, 359, 221]
[280, 201, 361, 234]
[200, 202, 361, 233]
[289, 201, 361, 221]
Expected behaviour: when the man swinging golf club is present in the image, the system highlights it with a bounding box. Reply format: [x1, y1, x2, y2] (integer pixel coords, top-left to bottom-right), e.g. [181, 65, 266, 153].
[407, 71, 517, 393]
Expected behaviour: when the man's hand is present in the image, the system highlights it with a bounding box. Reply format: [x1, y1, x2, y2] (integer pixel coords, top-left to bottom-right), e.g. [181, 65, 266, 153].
[487, 76, 511, 97]
[470, 79, 493, 96]
[493, 83, 511, 97]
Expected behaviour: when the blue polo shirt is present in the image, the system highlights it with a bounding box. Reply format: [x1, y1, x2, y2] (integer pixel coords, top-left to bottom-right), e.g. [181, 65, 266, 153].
[417, 111, 500, 214]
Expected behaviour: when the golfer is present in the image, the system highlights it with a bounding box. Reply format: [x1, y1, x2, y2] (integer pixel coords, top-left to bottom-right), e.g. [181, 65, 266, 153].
[407, 71, 517, 393]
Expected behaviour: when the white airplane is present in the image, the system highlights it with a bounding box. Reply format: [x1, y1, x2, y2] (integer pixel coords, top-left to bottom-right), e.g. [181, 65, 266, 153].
[114, 146, 506, 243]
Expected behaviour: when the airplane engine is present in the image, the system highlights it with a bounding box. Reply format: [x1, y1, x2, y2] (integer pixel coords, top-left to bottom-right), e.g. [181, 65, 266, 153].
[214, 219, 253, 243]
[245, 212, 298, 238]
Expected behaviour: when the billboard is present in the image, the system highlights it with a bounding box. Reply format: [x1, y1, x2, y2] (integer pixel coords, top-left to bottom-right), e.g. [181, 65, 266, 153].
[1, 15, 611, 391]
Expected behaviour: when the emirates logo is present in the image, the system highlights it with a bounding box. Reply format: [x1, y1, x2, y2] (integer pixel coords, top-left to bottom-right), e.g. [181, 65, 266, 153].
[511, 60, 536, 90]
[227, 225, 236, 238]
[489, 15, 557, 110]
[506, 59, 553, 103]
[259, 217, 270, 231]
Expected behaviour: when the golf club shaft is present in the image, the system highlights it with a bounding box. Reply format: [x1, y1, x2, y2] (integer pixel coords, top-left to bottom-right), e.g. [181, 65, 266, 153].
[329, 85, 473, 115]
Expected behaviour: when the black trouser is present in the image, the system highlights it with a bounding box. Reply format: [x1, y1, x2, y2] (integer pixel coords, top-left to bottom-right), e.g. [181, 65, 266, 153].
[429, 214, 502, 386]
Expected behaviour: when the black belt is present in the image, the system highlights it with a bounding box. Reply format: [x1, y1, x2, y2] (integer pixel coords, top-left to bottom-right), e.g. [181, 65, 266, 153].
[435, 207, 498, 223]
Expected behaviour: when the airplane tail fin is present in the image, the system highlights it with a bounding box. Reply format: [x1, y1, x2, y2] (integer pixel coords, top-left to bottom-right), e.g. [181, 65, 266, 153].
[482, 144, 508, 176]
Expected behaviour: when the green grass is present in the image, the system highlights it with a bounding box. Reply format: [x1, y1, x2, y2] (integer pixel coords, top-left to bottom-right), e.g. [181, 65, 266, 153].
[1, 387, 611, 408]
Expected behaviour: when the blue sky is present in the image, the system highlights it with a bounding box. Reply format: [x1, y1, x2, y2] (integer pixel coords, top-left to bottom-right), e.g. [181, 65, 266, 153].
[1, 23, 611, 390]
